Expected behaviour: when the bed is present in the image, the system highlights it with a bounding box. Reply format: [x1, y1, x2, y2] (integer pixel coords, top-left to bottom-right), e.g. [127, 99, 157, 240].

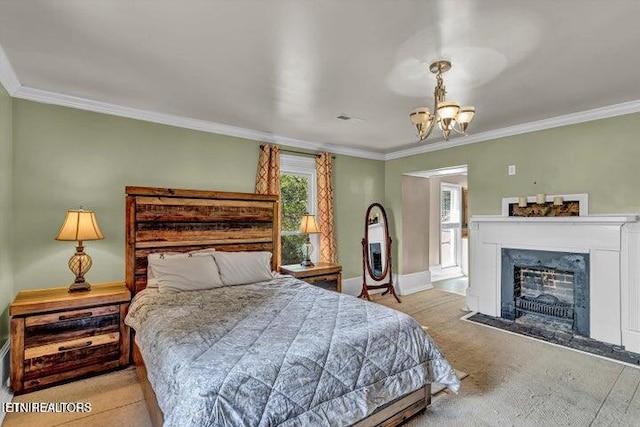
[123, 186, 460, 426]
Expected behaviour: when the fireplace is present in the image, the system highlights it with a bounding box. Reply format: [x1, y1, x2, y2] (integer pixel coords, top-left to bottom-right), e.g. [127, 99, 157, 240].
[501, 248, 589, 337]
[468, 214, 640, 351]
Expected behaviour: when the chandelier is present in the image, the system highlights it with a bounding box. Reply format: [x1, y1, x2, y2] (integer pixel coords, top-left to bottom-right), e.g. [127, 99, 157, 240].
[409, 60, 475, 141]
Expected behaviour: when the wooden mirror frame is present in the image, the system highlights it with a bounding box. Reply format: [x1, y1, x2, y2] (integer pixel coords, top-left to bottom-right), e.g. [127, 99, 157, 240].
[358, 203, 400, 303]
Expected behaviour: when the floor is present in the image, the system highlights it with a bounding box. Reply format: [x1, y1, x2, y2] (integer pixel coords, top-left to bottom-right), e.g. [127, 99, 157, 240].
[432, 275, 468, 296]
[4, 288, 640, 427]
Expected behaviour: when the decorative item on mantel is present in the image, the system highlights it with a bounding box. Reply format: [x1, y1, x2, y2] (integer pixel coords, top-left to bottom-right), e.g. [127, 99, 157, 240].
[55, 208, 104, 292]
[508, 195, 580, 217]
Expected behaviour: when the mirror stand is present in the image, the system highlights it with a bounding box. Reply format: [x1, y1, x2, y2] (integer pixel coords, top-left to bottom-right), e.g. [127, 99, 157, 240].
[358, 203, 401, 303]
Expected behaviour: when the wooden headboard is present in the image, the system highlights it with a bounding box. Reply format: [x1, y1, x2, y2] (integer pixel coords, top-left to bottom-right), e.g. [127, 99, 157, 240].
[125, 186, 280, 296]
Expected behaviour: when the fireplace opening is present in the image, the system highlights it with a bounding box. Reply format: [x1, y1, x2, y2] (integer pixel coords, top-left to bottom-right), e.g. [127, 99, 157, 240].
[514, 266, 575, 329]
[501, 249, 589, 337]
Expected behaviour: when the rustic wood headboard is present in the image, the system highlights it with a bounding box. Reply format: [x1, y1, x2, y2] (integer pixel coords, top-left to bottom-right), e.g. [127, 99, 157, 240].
[125, 186, 280, 296]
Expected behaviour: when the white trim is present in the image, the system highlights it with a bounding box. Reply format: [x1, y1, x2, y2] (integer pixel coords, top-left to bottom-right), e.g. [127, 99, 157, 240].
[342, 273, 434, 297]
[501, 193, 589, 216]
[471, 214, 638, 224]
[384, 100, 640, 160]
[2, 42, 639, 161]
[11, 86, 386, 160]
[404, 165, 468, 178]
[0, 43, 20, 95]
[280, 154, 320, 262]
[396, 270, 433, 296]
[430, 265, 464, 282]
[0, 340, 13, 424]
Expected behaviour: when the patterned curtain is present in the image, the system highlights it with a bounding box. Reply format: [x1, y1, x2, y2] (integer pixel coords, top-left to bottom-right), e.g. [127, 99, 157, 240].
[255, 144, 280, 195]
[316, 152, 338, 263]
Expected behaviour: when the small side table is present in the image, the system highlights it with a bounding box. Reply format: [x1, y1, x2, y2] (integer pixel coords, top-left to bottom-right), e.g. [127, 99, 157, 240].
[280, 262, 342, 293]
[10, 281, 131, 394]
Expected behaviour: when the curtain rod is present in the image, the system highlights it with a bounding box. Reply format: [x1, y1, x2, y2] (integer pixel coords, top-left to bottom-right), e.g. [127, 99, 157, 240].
[260, 145, 335, 159]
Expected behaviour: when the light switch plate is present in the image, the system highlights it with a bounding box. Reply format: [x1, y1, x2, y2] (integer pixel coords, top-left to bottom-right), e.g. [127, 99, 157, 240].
[508, 165, 516, 175]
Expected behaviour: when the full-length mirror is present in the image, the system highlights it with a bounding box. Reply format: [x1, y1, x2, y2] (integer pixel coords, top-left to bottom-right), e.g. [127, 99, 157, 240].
[359, 203, 400, 302]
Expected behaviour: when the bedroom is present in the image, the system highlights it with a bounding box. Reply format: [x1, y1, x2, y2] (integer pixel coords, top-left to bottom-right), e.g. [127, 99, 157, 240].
[1, 1, 640, 426]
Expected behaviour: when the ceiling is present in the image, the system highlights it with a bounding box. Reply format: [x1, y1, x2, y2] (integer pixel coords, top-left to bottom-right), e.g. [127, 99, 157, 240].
[1, 0, 639, 158]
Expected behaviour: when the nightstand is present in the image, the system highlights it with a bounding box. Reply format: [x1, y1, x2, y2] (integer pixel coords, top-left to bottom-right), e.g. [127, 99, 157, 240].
[10, 281, 131, 394]
[280, 262, 342, 292]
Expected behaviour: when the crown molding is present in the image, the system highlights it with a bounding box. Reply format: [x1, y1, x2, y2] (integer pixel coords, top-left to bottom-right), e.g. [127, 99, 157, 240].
[385, 99, 640, 160]
[0, 43, 20, 95]
[12, 86, 386, 161]
[4, 40, 639, 162]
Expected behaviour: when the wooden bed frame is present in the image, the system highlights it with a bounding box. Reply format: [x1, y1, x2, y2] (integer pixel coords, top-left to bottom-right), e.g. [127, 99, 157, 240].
[125, 186, 430, 427]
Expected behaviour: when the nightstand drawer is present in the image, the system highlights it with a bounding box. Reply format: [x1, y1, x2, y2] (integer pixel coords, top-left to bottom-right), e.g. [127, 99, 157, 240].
[24, 305, 120, 348]
[305, 273, 340, 284]
[26, 305, 119, 327]
[24, 334, 120, 380]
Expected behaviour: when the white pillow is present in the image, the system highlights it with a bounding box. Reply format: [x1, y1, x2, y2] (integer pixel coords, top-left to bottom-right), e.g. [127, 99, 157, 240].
[148, 254, 224, 293]
[146, 249, 216, 288]
[213, 251, 273, 286]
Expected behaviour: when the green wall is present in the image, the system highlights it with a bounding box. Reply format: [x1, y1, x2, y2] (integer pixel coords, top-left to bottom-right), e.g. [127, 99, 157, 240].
[0, 84, 12, 341]
[333, 155, 385, 278]
[385, 113, 640, 273]
[10, 99, 383, 299]
[8, 95, 640, 306]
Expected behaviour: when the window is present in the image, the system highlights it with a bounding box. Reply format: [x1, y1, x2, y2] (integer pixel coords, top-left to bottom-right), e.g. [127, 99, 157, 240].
[280, 154, 318, 265]
[440, 183, 462, 268]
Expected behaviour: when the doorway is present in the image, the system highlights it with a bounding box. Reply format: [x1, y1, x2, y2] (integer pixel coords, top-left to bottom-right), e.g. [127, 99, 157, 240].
[402, 164, 469, 296]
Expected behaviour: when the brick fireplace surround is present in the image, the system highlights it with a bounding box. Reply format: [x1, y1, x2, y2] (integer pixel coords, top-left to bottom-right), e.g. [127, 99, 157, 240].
[468, 215, 640, 353]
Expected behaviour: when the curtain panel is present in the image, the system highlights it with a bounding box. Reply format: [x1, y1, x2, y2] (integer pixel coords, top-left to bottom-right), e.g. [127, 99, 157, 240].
[255, 144, 281, 195]
[316, 152, 338, 264]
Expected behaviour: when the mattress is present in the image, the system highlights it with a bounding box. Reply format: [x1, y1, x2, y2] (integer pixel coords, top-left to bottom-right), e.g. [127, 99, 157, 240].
[125, 276, 460, 426]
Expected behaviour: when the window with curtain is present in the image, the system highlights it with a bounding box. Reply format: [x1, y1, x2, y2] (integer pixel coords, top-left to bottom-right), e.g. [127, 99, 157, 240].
[280, 154, 318, 265]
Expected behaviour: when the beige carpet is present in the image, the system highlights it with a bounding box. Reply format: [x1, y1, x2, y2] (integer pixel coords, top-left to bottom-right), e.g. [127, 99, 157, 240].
[4, 289, 640, 427]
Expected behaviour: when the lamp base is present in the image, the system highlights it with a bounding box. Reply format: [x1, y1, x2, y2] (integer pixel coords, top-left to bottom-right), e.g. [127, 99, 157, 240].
[300, 259, 315, 267]
[67, 244, 93, 293]
[68, 281, 91, 292]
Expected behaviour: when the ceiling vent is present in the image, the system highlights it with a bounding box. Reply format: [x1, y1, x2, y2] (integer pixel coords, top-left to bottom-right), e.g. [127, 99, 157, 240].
[336, 114, 365, 122]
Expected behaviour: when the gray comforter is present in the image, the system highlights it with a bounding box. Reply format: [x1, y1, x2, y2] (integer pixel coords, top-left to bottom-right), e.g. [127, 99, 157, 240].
[125, 277, 460, 426]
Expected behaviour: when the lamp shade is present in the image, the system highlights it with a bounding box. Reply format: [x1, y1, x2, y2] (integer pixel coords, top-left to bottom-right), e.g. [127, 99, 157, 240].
[299, 214, 320, 234]
[56, 209, 104, 242]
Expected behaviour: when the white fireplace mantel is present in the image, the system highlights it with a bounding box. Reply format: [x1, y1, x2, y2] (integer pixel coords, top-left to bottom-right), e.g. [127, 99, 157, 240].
[473, 215, 638, 224]
[468, 214, 640, 352]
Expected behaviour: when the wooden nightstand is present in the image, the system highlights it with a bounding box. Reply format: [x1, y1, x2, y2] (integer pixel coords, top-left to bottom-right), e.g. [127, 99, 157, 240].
[280, 262, 342, 292]
[10, 281, 131, 394]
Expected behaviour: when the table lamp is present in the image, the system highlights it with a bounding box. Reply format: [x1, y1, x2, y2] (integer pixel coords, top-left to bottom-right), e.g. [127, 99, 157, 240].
[299, 213, 320, 267]
[55, 209, 104, 292]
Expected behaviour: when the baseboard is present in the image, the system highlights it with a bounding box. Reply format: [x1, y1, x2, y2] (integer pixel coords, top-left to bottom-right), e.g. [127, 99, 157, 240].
[466, 294, 479, 312]
[0, 339, 13, 424]
[622, 330, 640, 354]
[342, 271, 433, 297]
[396, 271, 432, 296]
[430, 266, 463, 282]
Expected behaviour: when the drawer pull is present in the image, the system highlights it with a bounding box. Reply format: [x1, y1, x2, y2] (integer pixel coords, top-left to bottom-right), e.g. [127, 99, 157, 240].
[58, 341, 93, 352]
[58, 312, 93, 321]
